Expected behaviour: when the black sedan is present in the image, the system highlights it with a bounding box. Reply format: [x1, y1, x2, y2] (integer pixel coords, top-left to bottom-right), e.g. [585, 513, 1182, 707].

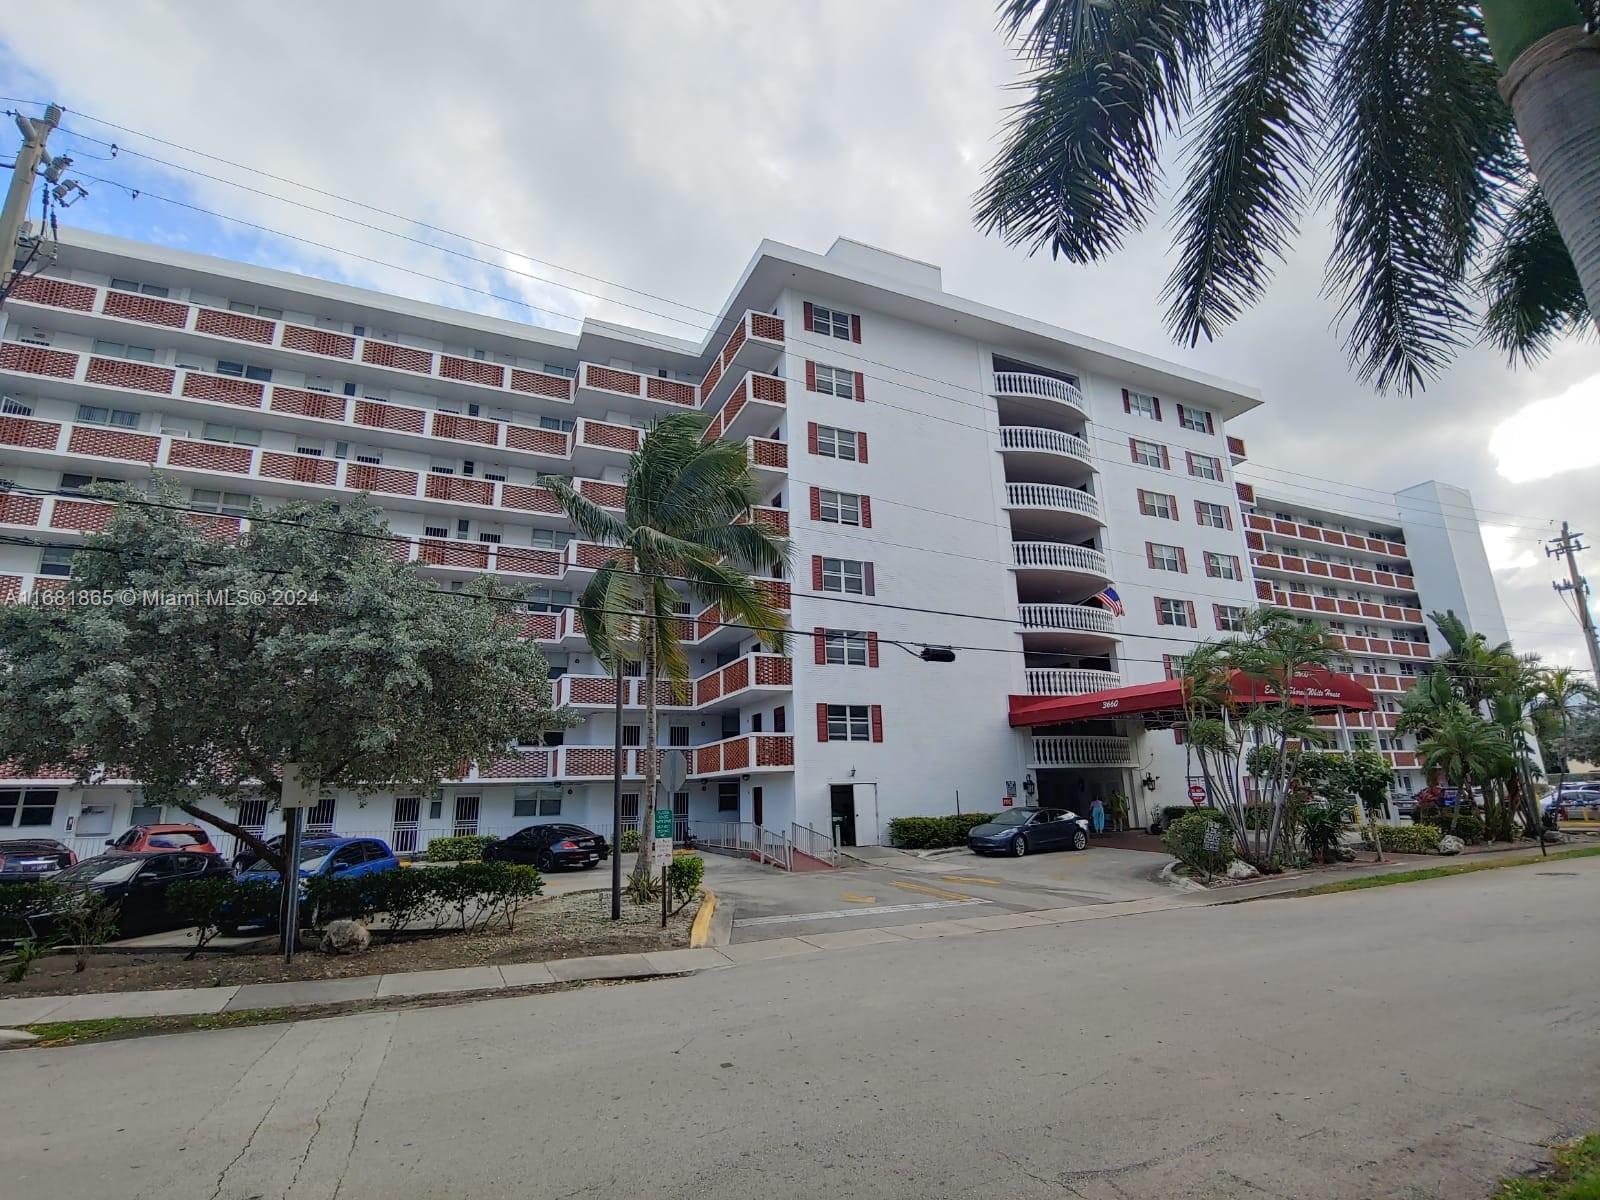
[29, 850, 232, 940]
[484, 824, 610, 871]
[968, 808, 1089, 857]
[0, 838, 77, 882]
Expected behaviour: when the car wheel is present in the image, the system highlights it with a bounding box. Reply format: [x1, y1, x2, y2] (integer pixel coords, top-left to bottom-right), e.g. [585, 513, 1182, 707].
[536, 851, 555, 872]
[1071, 829, 1088, 851]
[1012, 835, 1028, 858]
[582, 861, 599, 870]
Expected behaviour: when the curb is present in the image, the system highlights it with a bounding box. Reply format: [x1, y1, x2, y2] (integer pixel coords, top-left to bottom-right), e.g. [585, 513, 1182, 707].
[689, 889, 717, 948]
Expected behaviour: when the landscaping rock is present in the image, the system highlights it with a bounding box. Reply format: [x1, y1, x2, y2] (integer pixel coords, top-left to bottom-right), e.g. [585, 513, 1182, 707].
[1225, 860, 1259, 880]
[1437, 835, 1465, 856]
[319, 920, 372, 955]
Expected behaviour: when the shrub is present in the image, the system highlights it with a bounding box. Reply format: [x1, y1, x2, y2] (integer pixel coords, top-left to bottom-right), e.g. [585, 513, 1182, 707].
[1364, 823, 1443, 854]
[1300, 800, 1352, 864]
[1163, 811, 1237, 879]
[0, 881, 63, 944]
[887, 813, 1001, 849]
[6, 939, 44, 983]
[1415, 807, 1486, 843]
[427, 862, 543, 931]
[56, 891, 120, 971]
[308, 862, 542, 934]
[666, 855, 704, 910]
[425, 834, 500, 862]
[620, 828, 641, 853]
[167, 877, 277, 958]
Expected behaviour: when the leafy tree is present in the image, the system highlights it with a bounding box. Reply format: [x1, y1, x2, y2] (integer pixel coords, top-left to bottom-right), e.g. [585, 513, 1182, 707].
[1418, 705, 1508, 834]
[1533, 666, 1600, 771]
[977, 0, 1600, 394]
[547, 414, 789, 886]
[0, 483, 566, 876]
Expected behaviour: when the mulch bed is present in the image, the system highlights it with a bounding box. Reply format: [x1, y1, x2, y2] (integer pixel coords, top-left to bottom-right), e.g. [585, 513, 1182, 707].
[2, 889, 693, 997]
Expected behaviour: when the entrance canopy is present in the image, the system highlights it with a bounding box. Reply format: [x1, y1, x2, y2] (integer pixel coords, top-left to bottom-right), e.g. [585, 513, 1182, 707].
[1008, 668, 1376, 728]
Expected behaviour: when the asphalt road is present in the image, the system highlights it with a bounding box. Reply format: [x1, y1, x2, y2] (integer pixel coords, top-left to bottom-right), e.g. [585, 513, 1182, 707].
[4, 857, 1597, 1199]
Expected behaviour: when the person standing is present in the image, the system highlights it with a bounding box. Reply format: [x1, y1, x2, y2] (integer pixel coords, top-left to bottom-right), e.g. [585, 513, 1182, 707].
[1089, 796, 1105, 836]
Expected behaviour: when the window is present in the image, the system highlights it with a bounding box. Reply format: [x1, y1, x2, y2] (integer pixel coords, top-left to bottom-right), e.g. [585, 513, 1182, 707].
[478, 532, 502, 544]
[1179, 405, 1213, 433]
[1131, 438, 1167, 468]
[227, 300, 283, 319]
[826, 704, 872, 741]
[1137, 489, 1177, 520]
[1204, 552, 1242, 580]
[295, 445, 324, 458]
[809, 303, 852, 340]
[823, 630, 870, 666]
[814, 364, 855, 399]
[1147, 542, 1184, 573]
[1127, 391, 1159, 420]
[190, 489, 251, 517]
[820, 557, 867, 594]
[541, 363, 578, 379]
[1156, 598, 1195, 627]
[513, 786, 562, 817]
[815, 423, 858, 460]
[0, 788, 57, 828]
[1215, 604, 1247, 632]
[717, 781, 740, 812]
[91, 339, 157, 363]
[355, 452, 383, 466]
[60, 473, 121, 494]
[111, 278, 169, 298]
[76, 404, 140, 428]
[669, 725, 690, 748]
[1187, 452, 1223, 481]
[1, 396, 33, 416]
[424, 525, 449, 539]
[483, 470, 506, 483]
[817, 489, 861, 526]
[1162, 654, 1183, 680]
[201, 422, 262, 446]
[1195, 500, 1231, 529]
[531, 528, 574, 550]
[215, 360, 273, 382]
[524, 588, 572, 613]
[38, 547, 75, 577]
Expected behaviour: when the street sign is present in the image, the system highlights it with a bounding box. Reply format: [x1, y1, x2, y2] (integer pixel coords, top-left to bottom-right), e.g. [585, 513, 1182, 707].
[281, 762, 318, 809]
[653, 807, 674, 839]
[661, 749, 688, 794]
[1203, 823, 1222, 853]
[651, 838, 674, 867]
[1188, 783, 1207, 806]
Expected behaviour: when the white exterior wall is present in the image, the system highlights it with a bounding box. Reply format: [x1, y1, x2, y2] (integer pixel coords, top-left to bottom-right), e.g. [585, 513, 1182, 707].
[1395, 481, 1512, 652]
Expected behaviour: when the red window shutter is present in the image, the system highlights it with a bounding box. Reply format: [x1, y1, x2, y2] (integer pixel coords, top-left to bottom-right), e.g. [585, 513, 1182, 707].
[867, 632, 879, 668]
[1122, 388, 1131, 414]
[1224, 506, 1234, 531]
[774, 705, 785, 733]
[1230, 555, 1241, 577]
[1205, 411, 1215, 434]
[855, 371, 866, 401]
[870, 704, 883, 742]
[1145, 542, 1156, 569]
[863, 562, 875, 595]
[1186, 600, 1197, 627]
[1168, 493, 1179, 519]
[850, 314, 862, 343]
[817, 703, 830, 742]
[857, 431, 868, 462]
[1129, 437, 1139, 463]
[1175, 403, 1185, 426]
[859, 496, 872, 528]
[809, 486, 822, 521]
[805, 360, 817, 391]
[814, 627, 827, 665]
[1213, 604, 1224, 630]
[1155, 597, 1166, 624]
[1159, 446, 1170, 470]
[1177, 547, 1187, 574]
[803, 301, 814, 333]
[1174, 727, 1186, 745]
[1152, 396, 1162, 421]
[1185, 451, 1195, 475]
[807, 421, 819, 455]
[811, 555, 824, 589]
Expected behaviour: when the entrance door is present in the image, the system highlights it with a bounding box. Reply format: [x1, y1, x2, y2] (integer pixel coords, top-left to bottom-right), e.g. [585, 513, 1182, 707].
[852, 783, 880, 846]
[453, 795, 481, 836]
[830, 785, 857, 847]
[392, 796, 421, 854]
[752, 786, 764, 828]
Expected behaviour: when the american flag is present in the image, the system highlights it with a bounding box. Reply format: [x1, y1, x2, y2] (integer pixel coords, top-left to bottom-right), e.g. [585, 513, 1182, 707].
[1088, 585, 1124, 616]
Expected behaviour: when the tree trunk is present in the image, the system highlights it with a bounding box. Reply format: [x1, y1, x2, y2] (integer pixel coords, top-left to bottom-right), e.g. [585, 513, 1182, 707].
[176, 799, 285, 874]
[633, 620, 658, 884]
[1486, 7, 1600, 328]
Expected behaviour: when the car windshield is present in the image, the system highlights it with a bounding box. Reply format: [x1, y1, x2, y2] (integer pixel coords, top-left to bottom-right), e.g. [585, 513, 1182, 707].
[988, 811, 1034, 827]
[243, 844, 337, 874]
[55, 857, 142, 886]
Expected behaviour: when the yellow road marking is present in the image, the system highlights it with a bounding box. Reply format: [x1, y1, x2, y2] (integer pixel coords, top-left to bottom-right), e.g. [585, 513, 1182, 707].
[689, 889, 716, 948]
[840, 892, 877, 904]
[943, 875, 1001, 886]
[892, 879, 973, 901]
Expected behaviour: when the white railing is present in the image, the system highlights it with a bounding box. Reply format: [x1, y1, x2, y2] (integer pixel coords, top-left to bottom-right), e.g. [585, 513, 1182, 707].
[1029, 736, 1135, 766]
[998, 424, 1092, 461]
[1025, 668, 1123, 696]
[790, 822, 839, 866]
[760, 826, 792, 871]
[1018, 603, 1116, 635]
[992, 371, 1087, 413]
[1011, 541, 1110, 576]
[1005, 482, 1101, 520]
[688, 820, 761, 858]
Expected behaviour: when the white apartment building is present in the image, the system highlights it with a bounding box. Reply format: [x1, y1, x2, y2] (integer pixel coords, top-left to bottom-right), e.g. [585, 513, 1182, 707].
[1241, 481, 1513, 796]
[0, 229, 1272, 859]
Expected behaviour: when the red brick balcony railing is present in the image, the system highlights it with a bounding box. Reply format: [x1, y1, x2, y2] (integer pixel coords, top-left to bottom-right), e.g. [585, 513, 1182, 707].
[67, 426, 160, 463]
[195, 308, 275, 343]
[181, 373, 265, 408]
[259, 452, 337, 486]
[575, 418, 642, 453]
[439, 355, 505, 388]
[0, 494, 43, 527]
[1251, 550, 1416, 592]
[1244, 512, 1407, 559]
[345, 463, 420, 496]
[85, 356, 175, 394]
[748, 437, 788, 469]
[270, 388, 347, 421]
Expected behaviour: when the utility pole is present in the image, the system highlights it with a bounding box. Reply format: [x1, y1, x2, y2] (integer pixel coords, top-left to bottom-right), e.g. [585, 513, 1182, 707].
[0, 104, 62, 292]
[1547, 522, 1600, 685]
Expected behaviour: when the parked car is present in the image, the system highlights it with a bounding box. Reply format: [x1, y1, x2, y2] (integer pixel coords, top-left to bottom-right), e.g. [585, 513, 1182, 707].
[484, 824, 610, 871]
[0, 838, 77, 882]
[968, 808, 1089, 857]
[28, 850, 232, 940]
[1545, 784, 1600, 818]
[107, 823, 222, 856]
[233, 837, 400, 929]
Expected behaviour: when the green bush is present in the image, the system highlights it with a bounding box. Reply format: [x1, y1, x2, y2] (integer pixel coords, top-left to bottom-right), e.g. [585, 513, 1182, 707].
[1364, 823, 1443, 854]
[425, 834, 500, 862]
[1415, 807, 1486, 843]
[620, 828, 641, 853]
[1300, 800, 1352, 864]
[427, 862, 543, 932]
[667, 855, 705, 908]
[1163, 812, 1237, 878]
[0, 881, 63, 944]
[886, 813, 1001, 849]
[1160, 805, 1206, 828]
[167, 877, 278, 957]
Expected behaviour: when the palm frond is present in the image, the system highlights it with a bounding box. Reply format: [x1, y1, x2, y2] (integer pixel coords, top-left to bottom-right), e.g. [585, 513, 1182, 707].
[648, 577, 692, 685]
[654, 440, 762, 531]
[1164, 0, 1326, 346]
[1480, 183, 1593, 365]
[677, 557, 789, 653]
[545, 478, 629, 546]
[684, 521, 790, 575]
[574, 564, 639, 671]
[975, 0, 1213, 263]
[1321, 0, 1519, 393]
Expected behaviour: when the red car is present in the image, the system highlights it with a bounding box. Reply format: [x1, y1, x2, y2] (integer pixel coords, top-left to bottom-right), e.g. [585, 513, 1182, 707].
[106, 823, 222, 856]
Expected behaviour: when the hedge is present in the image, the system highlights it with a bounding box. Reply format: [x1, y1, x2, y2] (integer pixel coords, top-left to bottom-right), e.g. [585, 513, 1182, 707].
[886, 813, 1001, 849]
[0, 881, 64, 943]
[425, 834, 501, 862]
[1364, 823, 1443, 854]
[1416, 807, 1486, 843]
[1163, 811, 1236, 878]
[305, 861, 542, 934]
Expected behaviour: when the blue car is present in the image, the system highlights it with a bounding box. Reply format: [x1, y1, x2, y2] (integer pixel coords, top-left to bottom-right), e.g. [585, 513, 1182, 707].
[232, 836, 400, 929]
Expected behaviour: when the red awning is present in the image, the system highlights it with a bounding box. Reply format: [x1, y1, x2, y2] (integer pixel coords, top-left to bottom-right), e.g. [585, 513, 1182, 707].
[1008, 667, 1375, 728]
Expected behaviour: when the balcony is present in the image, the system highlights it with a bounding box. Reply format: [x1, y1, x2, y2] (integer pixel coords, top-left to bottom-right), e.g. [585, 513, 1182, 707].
[1024, 668, 1123, 696]
[1010, 540, 1110, 579]
[746, 436, 788, 475]
[1263, 585, 1425, 627]
[1028, 735, 1134, 767]
[702, 371, 785, 446]
[692, 733, 795, 776]
[1017, 603, 1116, 636]
[1244, 512, 1407, 561]
[699, 310, 786, 412]
[1227, 435, 1247, 464]
[1004, 482, 1103, 527]
[992, 371, 1088, 420]
[1249, 549, 1416, 593]
[998, 425, 1094, 478]
[576, 362, 699, 413]
[553, 653, 792, 711]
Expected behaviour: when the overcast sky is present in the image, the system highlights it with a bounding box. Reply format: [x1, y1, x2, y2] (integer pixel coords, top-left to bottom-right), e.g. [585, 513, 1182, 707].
[3, 1, 1597, 671]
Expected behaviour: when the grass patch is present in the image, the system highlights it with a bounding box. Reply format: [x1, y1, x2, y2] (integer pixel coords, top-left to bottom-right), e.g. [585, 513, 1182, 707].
[23, 1008, 295, 1047]
[1303, 846, 1600, 896]
[1494, 1134, 1600, 1199]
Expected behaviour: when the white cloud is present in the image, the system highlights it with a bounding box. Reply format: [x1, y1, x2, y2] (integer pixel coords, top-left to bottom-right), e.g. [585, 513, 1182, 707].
[1489, 372, 1600, 483]
[1480, 524, 1540, 572]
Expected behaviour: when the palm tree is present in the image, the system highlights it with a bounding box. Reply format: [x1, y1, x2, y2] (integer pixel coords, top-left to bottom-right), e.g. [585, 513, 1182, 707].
[977, 1, 1600, 394]
[1534, 666, 1600, 771]
[1419, 705, 1508, 833]
[547, 414, 789, 886]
